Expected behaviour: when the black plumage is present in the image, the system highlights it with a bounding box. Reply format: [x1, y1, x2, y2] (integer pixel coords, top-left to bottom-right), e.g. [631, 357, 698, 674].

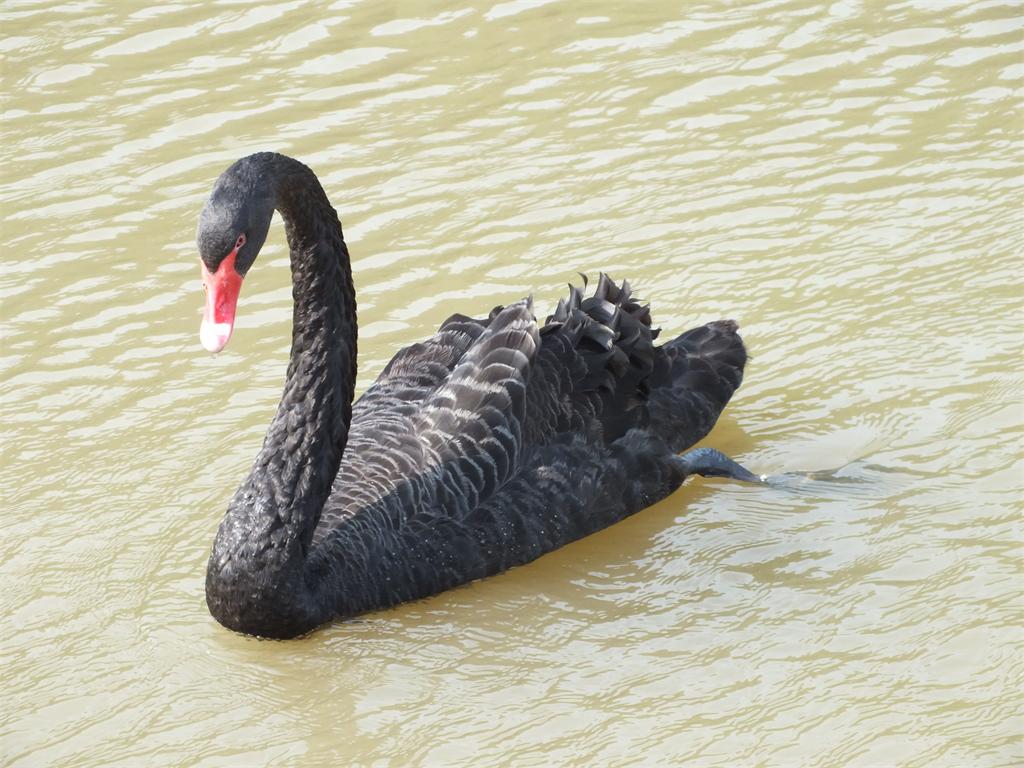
[201, 153, 751, 638]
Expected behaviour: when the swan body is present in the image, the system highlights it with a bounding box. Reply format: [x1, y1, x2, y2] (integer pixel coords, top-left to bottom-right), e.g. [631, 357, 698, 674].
[199, 153, 757, 638]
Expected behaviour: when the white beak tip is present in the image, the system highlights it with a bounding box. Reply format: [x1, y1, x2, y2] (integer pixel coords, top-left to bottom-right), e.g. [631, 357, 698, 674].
[200, 321, 233, 353]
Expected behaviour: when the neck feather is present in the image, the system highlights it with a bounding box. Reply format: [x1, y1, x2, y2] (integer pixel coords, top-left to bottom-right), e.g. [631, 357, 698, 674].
[206, 154, 356, 638]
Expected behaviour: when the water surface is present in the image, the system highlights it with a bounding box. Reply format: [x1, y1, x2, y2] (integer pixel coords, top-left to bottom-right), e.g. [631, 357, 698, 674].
[2, 1, 1022, 766]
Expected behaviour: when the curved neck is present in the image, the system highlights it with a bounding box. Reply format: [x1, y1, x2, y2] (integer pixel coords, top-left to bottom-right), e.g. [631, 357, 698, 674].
[264, 156, 357, 535]
[207, 154, 356, 637]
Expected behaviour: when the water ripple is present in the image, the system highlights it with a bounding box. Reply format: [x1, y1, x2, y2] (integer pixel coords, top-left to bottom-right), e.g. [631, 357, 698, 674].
[2, 1, 1021, 766]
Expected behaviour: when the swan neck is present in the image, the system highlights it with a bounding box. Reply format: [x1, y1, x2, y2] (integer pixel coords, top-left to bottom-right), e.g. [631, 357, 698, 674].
[272, 159, 357, 541]
[206, 154, 356, 637]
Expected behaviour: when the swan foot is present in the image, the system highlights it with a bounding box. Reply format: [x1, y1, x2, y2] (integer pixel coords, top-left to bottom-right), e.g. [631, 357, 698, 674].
[677, 447, 765, 484]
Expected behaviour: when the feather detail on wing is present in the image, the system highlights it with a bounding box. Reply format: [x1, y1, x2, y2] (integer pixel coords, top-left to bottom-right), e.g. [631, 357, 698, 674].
[413, 300, 539, 512]
[325, 300, 539, 527]
[523, 273, 661, 445]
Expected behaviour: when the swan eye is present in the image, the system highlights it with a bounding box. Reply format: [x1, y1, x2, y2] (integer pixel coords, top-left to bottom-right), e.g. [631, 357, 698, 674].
[235, 233, 246, 250]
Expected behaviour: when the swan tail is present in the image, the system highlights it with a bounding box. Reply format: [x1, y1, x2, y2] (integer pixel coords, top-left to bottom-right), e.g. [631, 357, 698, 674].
[647, 319, 747, 453]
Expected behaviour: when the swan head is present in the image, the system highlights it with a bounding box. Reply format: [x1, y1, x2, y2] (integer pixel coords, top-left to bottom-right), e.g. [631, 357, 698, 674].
[196, 156, 276, 352]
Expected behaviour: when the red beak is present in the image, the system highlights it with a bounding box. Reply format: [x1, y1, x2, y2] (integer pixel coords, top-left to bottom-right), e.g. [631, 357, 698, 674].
[200, 248, 243, 353]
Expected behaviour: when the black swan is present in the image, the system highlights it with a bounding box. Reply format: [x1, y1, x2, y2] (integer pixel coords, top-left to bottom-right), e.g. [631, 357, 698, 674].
[198, 152, 761, 639]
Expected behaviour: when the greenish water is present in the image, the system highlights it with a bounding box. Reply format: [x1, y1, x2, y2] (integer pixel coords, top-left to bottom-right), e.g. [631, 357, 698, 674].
[2, 1, 1022, 766]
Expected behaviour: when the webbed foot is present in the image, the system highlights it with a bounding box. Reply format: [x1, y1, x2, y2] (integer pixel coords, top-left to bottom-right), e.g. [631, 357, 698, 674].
[677, 447, 765, 484]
